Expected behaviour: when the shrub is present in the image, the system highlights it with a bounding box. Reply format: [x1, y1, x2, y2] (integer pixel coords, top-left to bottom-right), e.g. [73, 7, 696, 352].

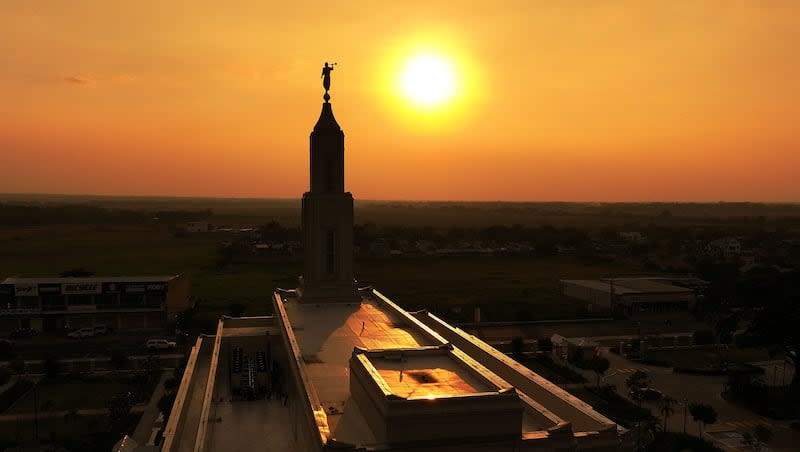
[110, 349, 129, 370]
[734, 332, 760, 349]
[537, 337, 553, 352]
[9, 358, 25, 375]
[158, 392, 177, 419]
[693, 330, 715, 345]
[511, 336, 525, 360]
[43, 355, 61, 378]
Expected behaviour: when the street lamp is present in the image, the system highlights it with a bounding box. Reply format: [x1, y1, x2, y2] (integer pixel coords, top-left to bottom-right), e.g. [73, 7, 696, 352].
[33, 379, 39, 440]
[682, 398, 688, 434]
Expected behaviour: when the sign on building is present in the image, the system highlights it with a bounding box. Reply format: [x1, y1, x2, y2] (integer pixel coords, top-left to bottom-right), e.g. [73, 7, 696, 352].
[14, 284, 38, 297]
[62, 283, 102, 295]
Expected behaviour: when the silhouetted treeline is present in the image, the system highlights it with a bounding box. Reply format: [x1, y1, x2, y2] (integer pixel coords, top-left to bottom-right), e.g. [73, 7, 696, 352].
[0, 204, 148, 226]
[0, 203, 212, 226]
[155, 209, 213, 223]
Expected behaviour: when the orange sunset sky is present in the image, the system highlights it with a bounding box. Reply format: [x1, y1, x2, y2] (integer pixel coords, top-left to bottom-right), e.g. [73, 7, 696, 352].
[1, 1, 798, 202]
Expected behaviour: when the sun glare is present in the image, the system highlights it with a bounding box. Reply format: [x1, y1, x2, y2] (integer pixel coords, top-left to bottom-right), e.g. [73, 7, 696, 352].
[400, 53, 456, 108]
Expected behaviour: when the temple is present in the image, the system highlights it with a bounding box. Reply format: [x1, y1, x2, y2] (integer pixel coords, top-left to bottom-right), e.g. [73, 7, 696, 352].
[161, 74, 632, 452]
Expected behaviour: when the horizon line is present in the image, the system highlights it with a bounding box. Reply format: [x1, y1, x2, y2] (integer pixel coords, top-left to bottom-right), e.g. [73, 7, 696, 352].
[1, 191, 799, 205]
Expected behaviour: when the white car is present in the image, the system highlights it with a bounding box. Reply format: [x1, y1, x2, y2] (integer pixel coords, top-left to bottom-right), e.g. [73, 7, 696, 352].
[146, 339, 177, 351]
[67, 327, 95, 339]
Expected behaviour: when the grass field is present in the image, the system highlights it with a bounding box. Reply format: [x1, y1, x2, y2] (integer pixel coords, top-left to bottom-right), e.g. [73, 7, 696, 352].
[0, 223, 652, 325]
[0, 413, 141, 452]
[5, 378, 129, 414]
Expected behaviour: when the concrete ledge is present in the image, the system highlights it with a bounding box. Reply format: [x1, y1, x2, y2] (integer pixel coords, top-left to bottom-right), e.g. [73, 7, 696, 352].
[162, 337, 203, 452]
[272, 292, 331, 449]
[415, 310, 619, 435]
[193, 320, 224, 452]
[371, 289, 449, 346]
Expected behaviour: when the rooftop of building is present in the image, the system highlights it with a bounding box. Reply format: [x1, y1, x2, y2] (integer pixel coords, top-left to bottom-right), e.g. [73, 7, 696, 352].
[277, 291, 450, 447]
[1, 275, 180, 285]
[164, 292, 628, 451]
[368, 353, 490, 398]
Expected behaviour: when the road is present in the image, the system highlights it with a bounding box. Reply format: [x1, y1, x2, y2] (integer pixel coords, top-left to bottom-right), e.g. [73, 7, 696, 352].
[590, 348, 798, 451]
[7, 331, 189, 360]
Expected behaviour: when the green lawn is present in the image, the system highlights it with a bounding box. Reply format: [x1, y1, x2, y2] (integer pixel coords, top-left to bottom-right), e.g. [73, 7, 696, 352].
[0, 413, 141, 452]
[0, 225, 651, 323]
[5, 378, 129, 414]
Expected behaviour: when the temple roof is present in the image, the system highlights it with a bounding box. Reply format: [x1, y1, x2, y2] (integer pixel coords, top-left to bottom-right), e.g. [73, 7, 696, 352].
[313, 102, 341, 132]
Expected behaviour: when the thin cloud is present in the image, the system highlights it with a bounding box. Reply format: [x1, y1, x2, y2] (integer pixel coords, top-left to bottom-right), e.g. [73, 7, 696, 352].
[63, 74, 96, 86]
[110, 74, 136, 83]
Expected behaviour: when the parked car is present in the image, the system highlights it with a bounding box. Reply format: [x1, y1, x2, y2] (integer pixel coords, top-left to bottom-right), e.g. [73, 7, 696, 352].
[67, 327, 95, 339]
[629, 387, 663, 401]
[9, 328, 39, 339]
[146, 339, 176, 351]
[93, 325, 108, 335]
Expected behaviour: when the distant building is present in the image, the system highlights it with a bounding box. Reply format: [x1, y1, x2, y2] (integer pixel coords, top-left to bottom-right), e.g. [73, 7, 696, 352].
[551, 334, 599, 362]
[186, 221, 209, 233]
[705, 237, 742, 260]
[369, 239, 391, 257]
[619, 231, 645, 243]
[560, 277, 700, 313]
[0, 274, 190, 332]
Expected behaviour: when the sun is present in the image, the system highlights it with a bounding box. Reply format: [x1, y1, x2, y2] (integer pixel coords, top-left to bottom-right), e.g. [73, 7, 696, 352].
[399, 52, 457, 108]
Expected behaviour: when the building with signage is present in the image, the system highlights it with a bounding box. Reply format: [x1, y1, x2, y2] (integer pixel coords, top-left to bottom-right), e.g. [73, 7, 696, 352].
[0, 274, 190, 332]
[161, 90, 629, 451]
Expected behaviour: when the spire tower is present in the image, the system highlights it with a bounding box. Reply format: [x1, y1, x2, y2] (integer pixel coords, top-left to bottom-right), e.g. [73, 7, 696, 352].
[298, 65, 358, 303]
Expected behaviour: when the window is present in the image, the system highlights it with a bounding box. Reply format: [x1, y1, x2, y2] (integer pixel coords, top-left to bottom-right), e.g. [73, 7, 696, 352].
[41, 295, 65, 311]
[326, 229, 336, 274]
[120, 293, 144, 308]
[325, 159, 333, 191]
[68, 294, 93, 306]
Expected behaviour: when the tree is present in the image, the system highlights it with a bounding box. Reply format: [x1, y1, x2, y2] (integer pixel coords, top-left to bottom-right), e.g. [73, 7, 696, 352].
[43, 355, 61, 378]
[692, 330, 715, 345]
[228, 302, 246, 317]
[10, 357, 25, 375]
[158, 392, 177, 419]
[511, 336, 525, 361]
[626, 370, 650, 393]
[537, 337, 553, 353]
[590, 356, 610, 387]
[689, 402, 718, 435]
[659, 396, 676, 432]
[107, 392, 134, 431]
[741, 424, 773, 451]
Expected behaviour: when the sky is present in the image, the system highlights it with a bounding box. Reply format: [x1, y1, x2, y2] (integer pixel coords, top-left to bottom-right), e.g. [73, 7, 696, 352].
[1, 1, 798, 202]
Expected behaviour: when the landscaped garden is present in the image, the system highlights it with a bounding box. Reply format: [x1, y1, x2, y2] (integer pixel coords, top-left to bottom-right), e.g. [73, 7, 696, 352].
[522, 355, 587, 384]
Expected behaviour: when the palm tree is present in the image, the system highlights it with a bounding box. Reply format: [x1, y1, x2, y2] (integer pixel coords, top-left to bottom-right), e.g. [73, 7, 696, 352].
[689, 402, 718, 436]
[659, 396, 676, 432]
